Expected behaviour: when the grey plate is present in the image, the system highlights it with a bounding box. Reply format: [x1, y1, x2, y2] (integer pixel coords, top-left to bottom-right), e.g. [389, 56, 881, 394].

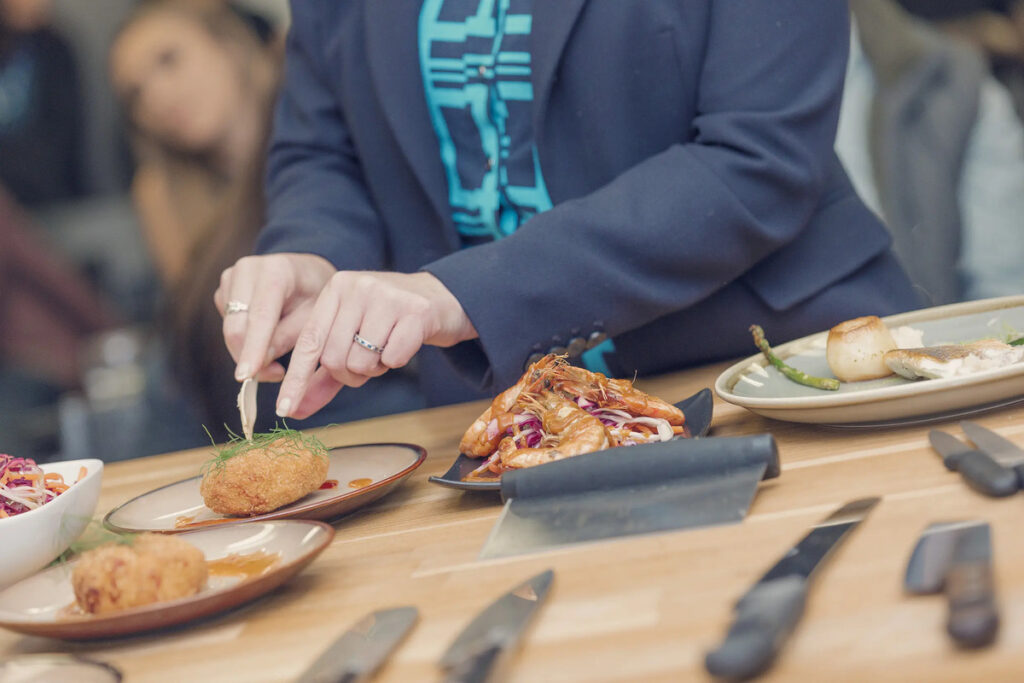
[428, 388, 714, 492]
[715, 296, 1024, 425]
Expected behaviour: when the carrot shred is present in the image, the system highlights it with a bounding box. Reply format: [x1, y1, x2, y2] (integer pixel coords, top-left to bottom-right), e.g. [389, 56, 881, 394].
[672, 425, 686, 434]
[76, 466, 87, 483]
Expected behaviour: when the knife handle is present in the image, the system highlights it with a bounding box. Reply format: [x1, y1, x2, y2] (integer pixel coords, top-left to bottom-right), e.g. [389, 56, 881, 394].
[945, 559, 999, 648]
[444, 644, 502, 683]
[705, 576, 807, 681]
[945, 451, 1019, 498]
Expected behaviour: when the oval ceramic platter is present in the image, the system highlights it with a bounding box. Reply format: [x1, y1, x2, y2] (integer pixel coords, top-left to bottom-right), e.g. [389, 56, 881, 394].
[715, 295, 1024, 426]
[428, 387, 715, 492]
[104, 443, 425, 534]
[0, 520, 333, 640]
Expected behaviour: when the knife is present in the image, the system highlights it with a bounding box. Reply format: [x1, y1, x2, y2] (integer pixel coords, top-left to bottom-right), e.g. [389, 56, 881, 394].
[705, 497, 879, 681]
[296, 606, 418, 683]
[904, 520, 978, 595]
[944, 522, 999, 648]
[961, 421, 1024, 491]
[440, 569, 553, 683]
[928, 430, 1019, 498]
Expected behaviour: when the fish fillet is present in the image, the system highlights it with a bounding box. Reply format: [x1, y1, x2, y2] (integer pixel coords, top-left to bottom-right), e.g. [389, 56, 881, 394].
[884, 340, 1024, 380]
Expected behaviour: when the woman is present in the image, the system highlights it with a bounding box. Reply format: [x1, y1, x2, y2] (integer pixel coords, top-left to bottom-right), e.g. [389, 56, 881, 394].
[112, 0, 424, 433]
[218, 1, 924, 421]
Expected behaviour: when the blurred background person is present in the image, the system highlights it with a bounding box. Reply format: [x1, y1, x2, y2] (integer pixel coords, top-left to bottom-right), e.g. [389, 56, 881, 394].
[837, 0, 1024, 304]
[0, 0, 84, 208]
[110, 0, 423, 438]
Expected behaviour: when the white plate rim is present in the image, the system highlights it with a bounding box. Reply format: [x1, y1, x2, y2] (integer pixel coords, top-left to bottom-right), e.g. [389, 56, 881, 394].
[714, 295, 1024, 413]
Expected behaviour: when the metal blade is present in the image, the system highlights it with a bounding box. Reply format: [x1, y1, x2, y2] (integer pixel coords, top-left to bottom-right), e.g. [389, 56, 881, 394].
[440, 570, 554, 669]
[237, 378, 258, 442]
[297, 607, 418, 683]
[929, 430, 970, 460]
[961, 422, 1024, 466]
[756, 497, 880, 586]
[904, 521, 983, 594]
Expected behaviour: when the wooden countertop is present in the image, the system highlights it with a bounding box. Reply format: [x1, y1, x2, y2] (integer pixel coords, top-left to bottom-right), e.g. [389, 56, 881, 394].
[2, 361, 1023, 681]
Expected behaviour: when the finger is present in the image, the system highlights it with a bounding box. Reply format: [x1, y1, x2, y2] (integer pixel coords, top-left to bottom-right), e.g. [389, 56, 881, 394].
[266, 303, 314, 363]
[254, 362, 286, 383]
[276, 283, 341, 417]
[213, 266, 233, 318]
[380, 315, 424, 369]
[348, 305, 395, 377]
[234, 278, 287, 381]
[289, 367, 345, 420]
[318, 283, 372, 386]
[221, 263, 260, 363]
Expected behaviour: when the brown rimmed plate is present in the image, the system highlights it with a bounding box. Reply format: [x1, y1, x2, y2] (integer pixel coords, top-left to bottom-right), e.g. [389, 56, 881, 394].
[0, 520, 333, 640]
[103, 443, 425, 534]
[428, 388, 715, 492]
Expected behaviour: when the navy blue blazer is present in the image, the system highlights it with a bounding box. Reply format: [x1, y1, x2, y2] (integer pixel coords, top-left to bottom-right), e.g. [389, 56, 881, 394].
[257, 0, 920, 405]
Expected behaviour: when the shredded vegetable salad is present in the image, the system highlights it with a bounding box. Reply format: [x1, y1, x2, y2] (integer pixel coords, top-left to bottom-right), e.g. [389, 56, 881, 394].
[0, 454, 85, 518]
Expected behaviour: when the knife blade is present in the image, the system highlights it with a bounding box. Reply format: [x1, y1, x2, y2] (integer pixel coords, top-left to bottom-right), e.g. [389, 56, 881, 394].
[961, 421, 1024, 490]
[904, 520, 980, 595]
[296, 606, 418, 683]
[440, 569, 553, 683]
[928, 431, 1019, 498]
[944, 522, 999, 648]
[705, 497, 879, 681]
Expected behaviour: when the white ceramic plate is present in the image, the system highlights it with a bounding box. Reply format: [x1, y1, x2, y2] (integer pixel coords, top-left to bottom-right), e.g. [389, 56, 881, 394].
[104, 443, 425, 534]
[714, 296, 1024, 425]
[0, 459, 103, 590]
[0, 520, 333, 640]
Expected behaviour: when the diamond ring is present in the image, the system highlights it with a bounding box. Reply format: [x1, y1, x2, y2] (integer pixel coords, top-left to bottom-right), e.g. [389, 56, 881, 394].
[352, 333, 384, 354]
[225, 300, 249, 315]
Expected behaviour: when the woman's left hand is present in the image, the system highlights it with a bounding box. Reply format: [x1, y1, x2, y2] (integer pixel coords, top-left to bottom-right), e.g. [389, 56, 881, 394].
[275, 270, 477, 419]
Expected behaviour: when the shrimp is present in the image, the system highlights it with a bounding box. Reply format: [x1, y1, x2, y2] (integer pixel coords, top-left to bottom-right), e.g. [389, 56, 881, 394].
[498, 392, 609, 469]
[549, 364, 685, 425]
[459, 354, 560, 457]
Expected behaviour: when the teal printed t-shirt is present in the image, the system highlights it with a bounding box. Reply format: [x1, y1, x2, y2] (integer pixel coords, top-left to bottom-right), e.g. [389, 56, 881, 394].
[418, 0, 615, 373]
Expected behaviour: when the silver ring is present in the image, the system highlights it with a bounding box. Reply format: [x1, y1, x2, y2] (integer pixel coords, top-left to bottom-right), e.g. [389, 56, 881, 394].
[352, 333, 384, 354]
[225, 300, 249, 315]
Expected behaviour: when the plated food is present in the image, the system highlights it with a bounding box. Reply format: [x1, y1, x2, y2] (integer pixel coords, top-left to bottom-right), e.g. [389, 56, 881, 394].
[717, 296, 1024, 425]
[104, 443, 426, 534]
[0, 520, 332, 640]
[458, 354, 692, 481]
[0, 454, 86, 519]
[200, 429, 330, 516]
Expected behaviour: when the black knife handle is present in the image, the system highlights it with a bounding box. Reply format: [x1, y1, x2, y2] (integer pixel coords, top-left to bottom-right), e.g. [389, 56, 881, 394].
[945, 560, 999, 648]
[945, 451, 1019, 498]
[444, 644, 503, 683]
[705, 576, 807, 681]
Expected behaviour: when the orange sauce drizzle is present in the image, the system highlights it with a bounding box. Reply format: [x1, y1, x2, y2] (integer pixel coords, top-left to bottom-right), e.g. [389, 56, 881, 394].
[348, 478, 373, 489]
[175, 515, 231, 529]
[206, 550, 281, 579]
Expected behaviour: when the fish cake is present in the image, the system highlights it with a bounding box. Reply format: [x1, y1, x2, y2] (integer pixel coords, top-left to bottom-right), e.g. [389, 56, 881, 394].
[72, 533, 207, 614]
[200, 434, 329, 516]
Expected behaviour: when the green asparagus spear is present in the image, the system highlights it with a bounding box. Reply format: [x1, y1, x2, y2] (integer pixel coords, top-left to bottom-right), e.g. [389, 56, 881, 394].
[749, 324, 840, 391]
[1009, 336, 1023, 346]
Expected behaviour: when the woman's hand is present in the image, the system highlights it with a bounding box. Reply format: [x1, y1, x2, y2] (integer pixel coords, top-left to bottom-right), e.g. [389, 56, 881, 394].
[215, 253, 338, 383]
[275, 270, 477, 419]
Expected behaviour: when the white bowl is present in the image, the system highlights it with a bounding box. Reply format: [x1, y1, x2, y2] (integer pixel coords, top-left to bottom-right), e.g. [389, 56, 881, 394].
[0, 459, 103, 589]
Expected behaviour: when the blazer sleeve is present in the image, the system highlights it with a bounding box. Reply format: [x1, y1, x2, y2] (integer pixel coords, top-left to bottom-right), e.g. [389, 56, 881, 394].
[255, 3, 387, 271]
[423, 0, 852, 390]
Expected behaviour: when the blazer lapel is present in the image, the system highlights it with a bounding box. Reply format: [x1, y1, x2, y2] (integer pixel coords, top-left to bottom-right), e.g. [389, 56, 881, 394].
[364, 0, 456, 245]
[531, 0, 587, 143]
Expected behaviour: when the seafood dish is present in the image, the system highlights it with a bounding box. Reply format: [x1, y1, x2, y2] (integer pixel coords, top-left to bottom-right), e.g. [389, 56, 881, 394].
[459, 354, 688, 480]
[0, 455, 87, 519]
[72, 533, 207, 614]
[826, 316, 897, 382]
[200, 429, 329, 516]
[884, 340, 1024, 380]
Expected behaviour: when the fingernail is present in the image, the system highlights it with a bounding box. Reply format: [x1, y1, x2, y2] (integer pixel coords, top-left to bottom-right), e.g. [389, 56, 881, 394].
[276, 397, 291, 417]
[235, 363, 251, 381]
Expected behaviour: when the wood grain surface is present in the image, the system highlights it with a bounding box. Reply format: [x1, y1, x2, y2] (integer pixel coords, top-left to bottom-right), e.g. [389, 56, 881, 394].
[2, 361, 1022, 682]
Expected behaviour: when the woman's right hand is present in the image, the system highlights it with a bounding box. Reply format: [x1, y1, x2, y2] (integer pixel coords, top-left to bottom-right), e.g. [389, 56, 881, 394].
[214, 253, 339, 383]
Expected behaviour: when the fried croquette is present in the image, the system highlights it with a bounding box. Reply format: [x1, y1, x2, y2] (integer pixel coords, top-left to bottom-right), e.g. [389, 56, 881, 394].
[72, 533, 207, 614]
[200, 435, 328, 516]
